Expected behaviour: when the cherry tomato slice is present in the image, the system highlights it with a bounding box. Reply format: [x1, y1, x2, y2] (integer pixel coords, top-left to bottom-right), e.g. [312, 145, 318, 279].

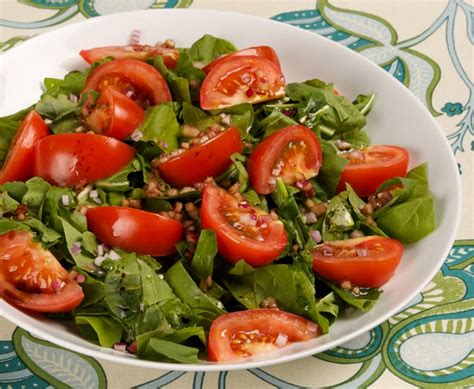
[33, 133, 135, 187]
[202, 46, 281, 73]
[200, 56, 286, 110]
[156, 126, 243, 188]
[247, 125, 322, 195]
[0, 231, 84, 313]
[84, 87, 145, 140]
[0, 111, 49, 185]
[86, 206, 183, 256]
[201, 186, 288, 266]
[80, 44, 179, 68]
[81, 58, 171, 113]
[311, 236, 404, 288]
[337, 145, 409, 197]
[208, 309, 320, 362]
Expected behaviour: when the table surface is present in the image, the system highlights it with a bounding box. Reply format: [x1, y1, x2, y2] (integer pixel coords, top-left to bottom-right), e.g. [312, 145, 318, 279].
[1, 1, 473, 388]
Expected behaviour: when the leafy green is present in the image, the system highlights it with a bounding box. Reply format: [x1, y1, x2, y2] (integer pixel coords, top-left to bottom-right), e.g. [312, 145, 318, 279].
[0, 107, 31, 166]
[139, 338, 200, 363]
[94, 159, 142, 192]
[322, 192, 354, 241]
[138, 105, 180, 153]
[43, 70, 89, 97]
[353, 93, 375, 116]
[191, 230, 218, 282]
[35, 94, 78, 120]
[182, 102, 208, 124]
[75, 316, 123, 348]
[317, 140, 348, 197]
[259, 110, 297, 138]
[323, 279, 382, 312]
[189, 34, 237, 65]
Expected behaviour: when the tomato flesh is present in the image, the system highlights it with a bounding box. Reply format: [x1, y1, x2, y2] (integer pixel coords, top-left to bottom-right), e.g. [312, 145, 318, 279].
[247, 125, 322, 194]
[86, 206, 183, 256]
[80, 45, 179, 68]
[202, 46, 281, 73]
[84, 87, 145, 140]
[311, 236, 404, 287]
[156, 126, 243, 188]
[200, 56, 286, 110]
[201, 186, 287, 266]
[33, 133, 135, 187]
[208, 309, 320, 362]
[0, 231, 84, 313]
[81, 58, 171, 114]
[337, 145, 409, 197]
[0, 111, 49, 185]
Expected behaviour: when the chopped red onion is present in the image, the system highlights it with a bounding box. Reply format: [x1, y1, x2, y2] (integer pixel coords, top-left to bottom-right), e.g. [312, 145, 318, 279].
[349, 150, 365, 161]
[89, 190, 99, 199]
[310, 230, 322, 243]
[61, 194, 70, 206]
[51, 279, 65, 291]
[322, 246, 333, 256]
[306, 321, 319, 335]
[305, 212, 317, 224]
[127, 342, 138, 354]
[125, 89, 136, 99]
[131, 130, 143, 142]
[108, 250, 121, 261]
[350, 230, 364, 238]
[97, 244, 104, 257]
[69, 94, 79, 103]
[160, 141, 169, 149]
[44, 118, 53, 125]
[129, 29, 141, 45]
[75, 274, 86, 283]
[335, 140, 352, 150]
[94, 256, 105, 267]
[113, 343, 127, 352]
[356, 247, 369, 257]
[257, 215, 272, 225]
[275, 333, 288, 348]
[71, 242, 81, 256]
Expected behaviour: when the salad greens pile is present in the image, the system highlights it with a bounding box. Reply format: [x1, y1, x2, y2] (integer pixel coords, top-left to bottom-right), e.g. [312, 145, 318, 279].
[0, 34, 436, 363]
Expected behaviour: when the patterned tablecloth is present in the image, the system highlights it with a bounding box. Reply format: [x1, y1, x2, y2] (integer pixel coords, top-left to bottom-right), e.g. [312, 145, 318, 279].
[1, 0, 473, 387]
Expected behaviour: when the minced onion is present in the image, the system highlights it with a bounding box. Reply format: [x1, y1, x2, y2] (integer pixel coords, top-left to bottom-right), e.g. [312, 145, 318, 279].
[131, 129, 143, 141]
[113, 343, 127, 352]
[61, 194, 70, 206]
[356, 247, 369, 257]
[108, 250, 121, 261]
[70, 242, 81, 256]
[310, 230, 322, 243]
[275, 333, 288, 348]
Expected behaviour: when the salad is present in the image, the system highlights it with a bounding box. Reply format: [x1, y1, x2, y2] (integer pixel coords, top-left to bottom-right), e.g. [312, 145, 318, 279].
[0, 34, 436, 363]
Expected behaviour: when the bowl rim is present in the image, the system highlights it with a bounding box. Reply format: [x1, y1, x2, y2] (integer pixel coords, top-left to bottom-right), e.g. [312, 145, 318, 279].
[0, 8, 462, 372]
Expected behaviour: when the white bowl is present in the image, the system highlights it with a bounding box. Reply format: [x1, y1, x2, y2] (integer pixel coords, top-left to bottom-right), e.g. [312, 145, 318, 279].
[0, 9, 461, 371]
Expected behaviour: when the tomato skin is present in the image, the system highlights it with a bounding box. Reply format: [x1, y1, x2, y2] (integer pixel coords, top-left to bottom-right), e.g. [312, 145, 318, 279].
[201, 186, 288, 266]
[311, 236, 404, 288]
[81, 58, 171, 113]
[86, 206, 183, 256]
[80, 45, 179, 68]
[157, 127, 243, 188]
[202, 46, 281, 73]
[33, 133, 135, 187]
[0, 231, 84, 313]
[0, 111, 49, 185]
[84, 87, 145, 140]
[247, 125, 322, 195]
[200, 56, 286, 110]
[208, 309, 320, 362]
[337, 145, 409, 197]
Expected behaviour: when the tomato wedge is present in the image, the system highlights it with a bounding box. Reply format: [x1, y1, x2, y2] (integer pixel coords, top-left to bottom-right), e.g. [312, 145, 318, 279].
[0, 111, 49, 185]
[34, 133, 135, 187]
[156, 126, 243, 188]
[86, 206, 183, 256]
[81, 58, 171, 114]
[202, 46, 281, 73]
[247, 125, 322, 195]
[200, 56, 286, 110]
[201, 186, 287, 266]
[337, 145, 409, 197]
[311, 236, 404, 288]
[0, 231, 84, 313]
[84, 87, 145, 140]
[80, 44, 179, 68]
[208, 309, 320, 362]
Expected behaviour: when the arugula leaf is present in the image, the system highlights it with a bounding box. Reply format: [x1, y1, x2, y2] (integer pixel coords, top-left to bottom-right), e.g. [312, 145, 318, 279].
[21, 177, 51, 214]
[138, 105, 180, 152]
[0, 219, 29, 234]
[154, 56, 193, 103]
[139, 338, 200, 363]
[75, 316, 123, 348]
[43, 70, 89, 97]
[182, 102, 209, 124]
[22, 218, 62, 246]
[230, 153, 249, 193]
[0, 191, 19, 215]
[94, 159, 142, 192]
[352, 93, 375, 116]
[35, 94, 78, 120]
[0, 107, 31, 166]
[189, 34, 236, 65]
[322, 192, 354, 241]
[191, 229, 218, 282]
[317, 140, 348, 197]
[323, 279, 382, 312]
[338, 129, 371, 148]
[259, 110, 297, 138]
[213, 103, 254, 135]
[0, 181, 27, 202]
[60, 218, 95, 269]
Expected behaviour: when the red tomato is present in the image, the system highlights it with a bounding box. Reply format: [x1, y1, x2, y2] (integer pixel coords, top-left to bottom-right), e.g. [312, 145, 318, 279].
[201, 186, 288, 266]
[0, 111, 49, 185]
[81, 58, 171, 113]
[80, 44, 179, 68]
[34, 133, 135, 187]
[337, 145, 409, 197]
[202, 46, 281, 73]
[208, 309, 320, 362]
[0, 231, 84, 313]
[156, 127, 243, 188]
[84, 87, 145, 140]
[311, 236, 404, 288]
[200, 56, 286, 110]
[247, 125, 322, 195]
[86, 206, 183, 256]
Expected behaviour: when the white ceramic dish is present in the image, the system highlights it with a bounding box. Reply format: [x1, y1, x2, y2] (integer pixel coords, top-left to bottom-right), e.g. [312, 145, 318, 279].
[0, 9, 461, 371]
